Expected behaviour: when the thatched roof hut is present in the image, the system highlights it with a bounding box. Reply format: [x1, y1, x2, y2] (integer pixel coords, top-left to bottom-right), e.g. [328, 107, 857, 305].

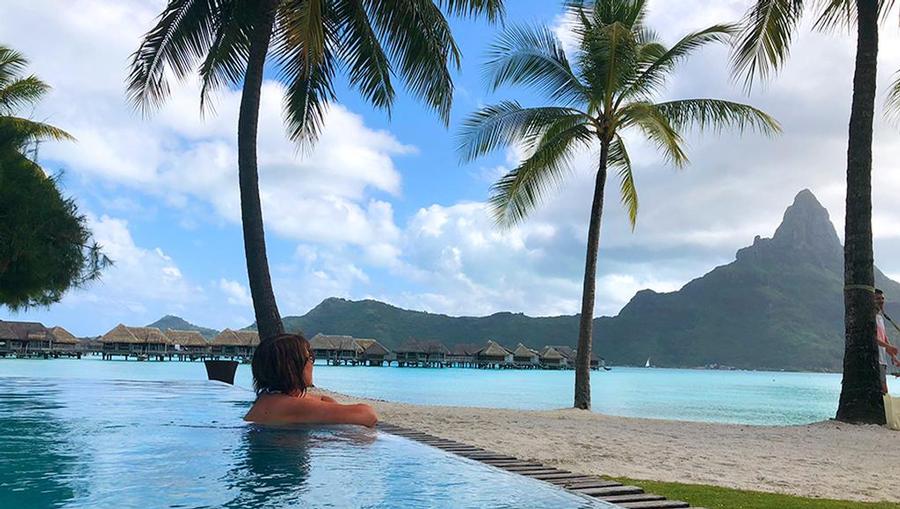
[448, 343, 481, 357]
[210, 329, 259, 346]
[539, 346, 565, 361]
[101, 324, 144, 344]
[476, 340, 512, 360]
[309, 333, 361, 353]
[355, 338, 390, 356]
[0, 320, 49, 341]
[165, 330, 208, 347]
[549, 345, 577, 362]
[48, 326, 79, 345]
[512, 343, 538, 361]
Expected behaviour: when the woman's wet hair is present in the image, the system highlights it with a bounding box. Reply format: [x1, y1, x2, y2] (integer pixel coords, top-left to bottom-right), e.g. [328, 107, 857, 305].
[251, 333, 313, 396]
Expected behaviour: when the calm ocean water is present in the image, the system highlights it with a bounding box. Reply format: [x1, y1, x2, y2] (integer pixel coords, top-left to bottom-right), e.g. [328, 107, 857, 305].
[1, 358, 897, 425]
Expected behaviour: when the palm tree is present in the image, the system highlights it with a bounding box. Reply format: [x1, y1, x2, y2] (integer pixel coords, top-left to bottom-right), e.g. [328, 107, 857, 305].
[0, 45, 108, 309]
[128, 0, 505, 341]
[459, 0, 780, 409]
[732, 0, 889, 424]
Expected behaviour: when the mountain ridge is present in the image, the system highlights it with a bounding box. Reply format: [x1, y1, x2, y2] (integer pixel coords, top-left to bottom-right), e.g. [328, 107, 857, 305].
[146, 315, 219, 340]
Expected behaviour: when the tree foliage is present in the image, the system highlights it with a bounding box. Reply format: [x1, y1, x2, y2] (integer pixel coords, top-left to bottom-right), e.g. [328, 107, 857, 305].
[0, 45, 108, 310]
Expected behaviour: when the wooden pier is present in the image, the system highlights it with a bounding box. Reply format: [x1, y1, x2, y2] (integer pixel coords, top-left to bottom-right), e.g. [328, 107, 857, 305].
[378, 423, 699, 509]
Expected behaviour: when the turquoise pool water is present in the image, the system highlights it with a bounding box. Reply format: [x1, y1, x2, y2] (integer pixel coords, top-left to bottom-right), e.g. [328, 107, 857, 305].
[1, 358, 897, 425]
[0, 375, 612, 509]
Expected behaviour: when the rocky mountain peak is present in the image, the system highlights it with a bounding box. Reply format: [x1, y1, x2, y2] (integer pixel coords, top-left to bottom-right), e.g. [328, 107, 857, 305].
[771, 189, 841, 252]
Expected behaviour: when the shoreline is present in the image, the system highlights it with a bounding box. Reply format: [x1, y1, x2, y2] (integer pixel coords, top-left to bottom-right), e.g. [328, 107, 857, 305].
[325, 389, 899, 503]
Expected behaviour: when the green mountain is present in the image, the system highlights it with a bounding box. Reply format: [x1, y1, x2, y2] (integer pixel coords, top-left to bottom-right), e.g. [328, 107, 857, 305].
[266, 190, 900, 371]
[147, 315, 219, 340]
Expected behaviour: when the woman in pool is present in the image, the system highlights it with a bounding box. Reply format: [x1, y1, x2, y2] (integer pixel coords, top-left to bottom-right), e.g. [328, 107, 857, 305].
[244, 333, 378, 427]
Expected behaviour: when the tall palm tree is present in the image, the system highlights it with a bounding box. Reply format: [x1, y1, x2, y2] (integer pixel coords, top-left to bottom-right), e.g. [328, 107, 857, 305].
[732, 0, 890, 423]
[459, 0, 780, 409]
[128, 0, 504, 341]
[0, 45, 108, 309]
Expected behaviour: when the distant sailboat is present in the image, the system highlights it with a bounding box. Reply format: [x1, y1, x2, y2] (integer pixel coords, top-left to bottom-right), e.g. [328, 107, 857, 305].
[644, 357, 651, 368]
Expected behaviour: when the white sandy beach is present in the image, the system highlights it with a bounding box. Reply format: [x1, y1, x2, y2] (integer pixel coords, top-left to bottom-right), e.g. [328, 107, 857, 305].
[326, 391, 899, 503]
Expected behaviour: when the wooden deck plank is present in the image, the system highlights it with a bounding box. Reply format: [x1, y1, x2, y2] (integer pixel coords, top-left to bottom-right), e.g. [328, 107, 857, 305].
[561, 480, 622, 489]
[598, 494, 666, 503]
[618, 501, 690, 509]
[502, 465, 561, 472]
[571, 485, 643, 496]
[544, 476, 598, 486]
[515, 469, 566, 476]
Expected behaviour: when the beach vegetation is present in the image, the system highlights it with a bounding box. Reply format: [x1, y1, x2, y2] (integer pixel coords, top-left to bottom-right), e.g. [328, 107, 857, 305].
[459, 0, 779, 409]
[614, 477, 900, 509]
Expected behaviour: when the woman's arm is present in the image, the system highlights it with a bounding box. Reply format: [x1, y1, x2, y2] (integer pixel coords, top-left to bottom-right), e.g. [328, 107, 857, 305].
[287, 399, 378, 428]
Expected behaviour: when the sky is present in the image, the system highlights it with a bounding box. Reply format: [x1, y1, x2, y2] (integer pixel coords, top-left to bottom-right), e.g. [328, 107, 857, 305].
[4, 0, 900, 337]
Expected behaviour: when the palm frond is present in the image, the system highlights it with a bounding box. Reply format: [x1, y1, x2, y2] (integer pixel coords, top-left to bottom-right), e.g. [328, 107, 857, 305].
[653, 98, 781, 135]
[731, 0, 805, 91]
[335, 0, 395, 112]
[812, 0, 854, 31]
[0, 76, 50, 115]
[437, 0, 505, 21]
[621, 24, 736, 104]
[274, 0, 338, 145]
[885, 69, 900, 123]
[489, 118, 593, 226]
[0, 46, 29, 89]
[198, 0, 254, 115]
[485, 24, 588, 105]
[368, 0, 460, 124]
[457, 101, 587, 162]
[127, 0, 219, 114]
[617, 101, 687, 167]
[578, 20, 637, 107]
[0, 117, 74, 150]
[607, 134, 637, 227]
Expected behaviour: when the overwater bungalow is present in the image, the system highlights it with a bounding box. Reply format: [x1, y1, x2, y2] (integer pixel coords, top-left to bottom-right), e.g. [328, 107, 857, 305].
[355, 338, 391, 366]
[545, 345, 602, 370]
[309, 334, 363, 365]
[511, 343, 540, 368]
[164, 330, 210, 360]
[209, 329, 259, 360]
[0, 320, 81, 358]
[394, 340, 449, 367]
[100, 325, 173, 360]
[48, 326, 80, 354]
[447, 343, 480, 368]
[475, 340, 513, 368]
[538, 346, 566, 369]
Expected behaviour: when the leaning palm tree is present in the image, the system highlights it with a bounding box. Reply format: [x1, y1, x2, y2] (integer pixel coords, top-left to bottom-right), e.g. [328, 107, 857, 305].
[459, 0, 780, 409]
[0, 45, 108, 309]
[128, 0, 504, 340]
[732, 0, 893, 423]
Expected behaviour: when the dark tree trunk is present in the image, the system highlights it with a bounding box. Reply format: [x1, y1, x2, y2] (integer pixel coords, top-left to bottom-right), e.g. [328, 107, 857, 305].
[574, 140, 609, 410]
[238, 0, 284, 342]
[836, 0, 882, 424]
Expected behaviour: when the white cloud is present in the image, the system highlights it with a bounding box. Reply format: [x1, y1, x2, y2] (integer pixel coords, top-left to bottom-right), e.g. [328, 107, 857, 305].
[63, 214, 203, 320]
[218, 278, 252, 308]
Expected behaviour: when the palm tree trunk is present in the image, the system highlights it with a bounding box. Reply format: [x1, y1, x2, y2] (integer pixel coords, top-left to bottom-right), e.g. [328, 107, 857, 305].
[237, 0, 284, 342]
[574, 140, 609, 410]
[836, 0, 882, 424]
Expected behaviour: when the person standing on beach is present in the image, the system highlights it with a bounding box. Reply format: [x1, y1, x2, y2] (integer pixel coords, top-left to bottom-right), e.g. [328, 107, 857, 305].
[874, 289, 900, 393]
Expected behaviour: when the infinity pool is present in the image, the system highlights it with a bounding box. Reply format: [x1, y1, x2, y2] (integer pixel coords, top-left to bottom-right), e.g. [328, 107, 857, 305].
[0, 376, 611, 509]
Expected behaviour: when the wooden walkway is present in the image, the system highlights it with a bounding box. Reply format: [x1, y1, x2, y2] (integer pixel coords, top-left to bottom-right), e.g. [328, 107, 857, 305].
[378, 423, 702, 509]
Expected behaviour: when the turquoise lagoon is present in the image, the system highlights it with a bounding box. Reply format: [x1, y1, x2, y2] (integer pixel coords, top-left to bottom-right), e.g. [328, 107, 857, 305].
[2, 358, 896, 425]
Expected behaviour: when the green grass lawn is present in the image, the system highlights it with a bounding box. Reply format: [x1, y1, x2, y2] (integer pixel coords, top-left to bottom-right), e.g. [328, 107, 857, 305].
[611, 477, 900, 509]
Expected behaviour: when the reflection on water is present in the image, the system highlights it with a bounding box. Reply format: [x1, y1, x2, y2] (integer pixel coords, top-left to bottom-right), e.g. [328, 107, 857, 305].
[0, 389, 78, 509]
[0, 377, 612, 509]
